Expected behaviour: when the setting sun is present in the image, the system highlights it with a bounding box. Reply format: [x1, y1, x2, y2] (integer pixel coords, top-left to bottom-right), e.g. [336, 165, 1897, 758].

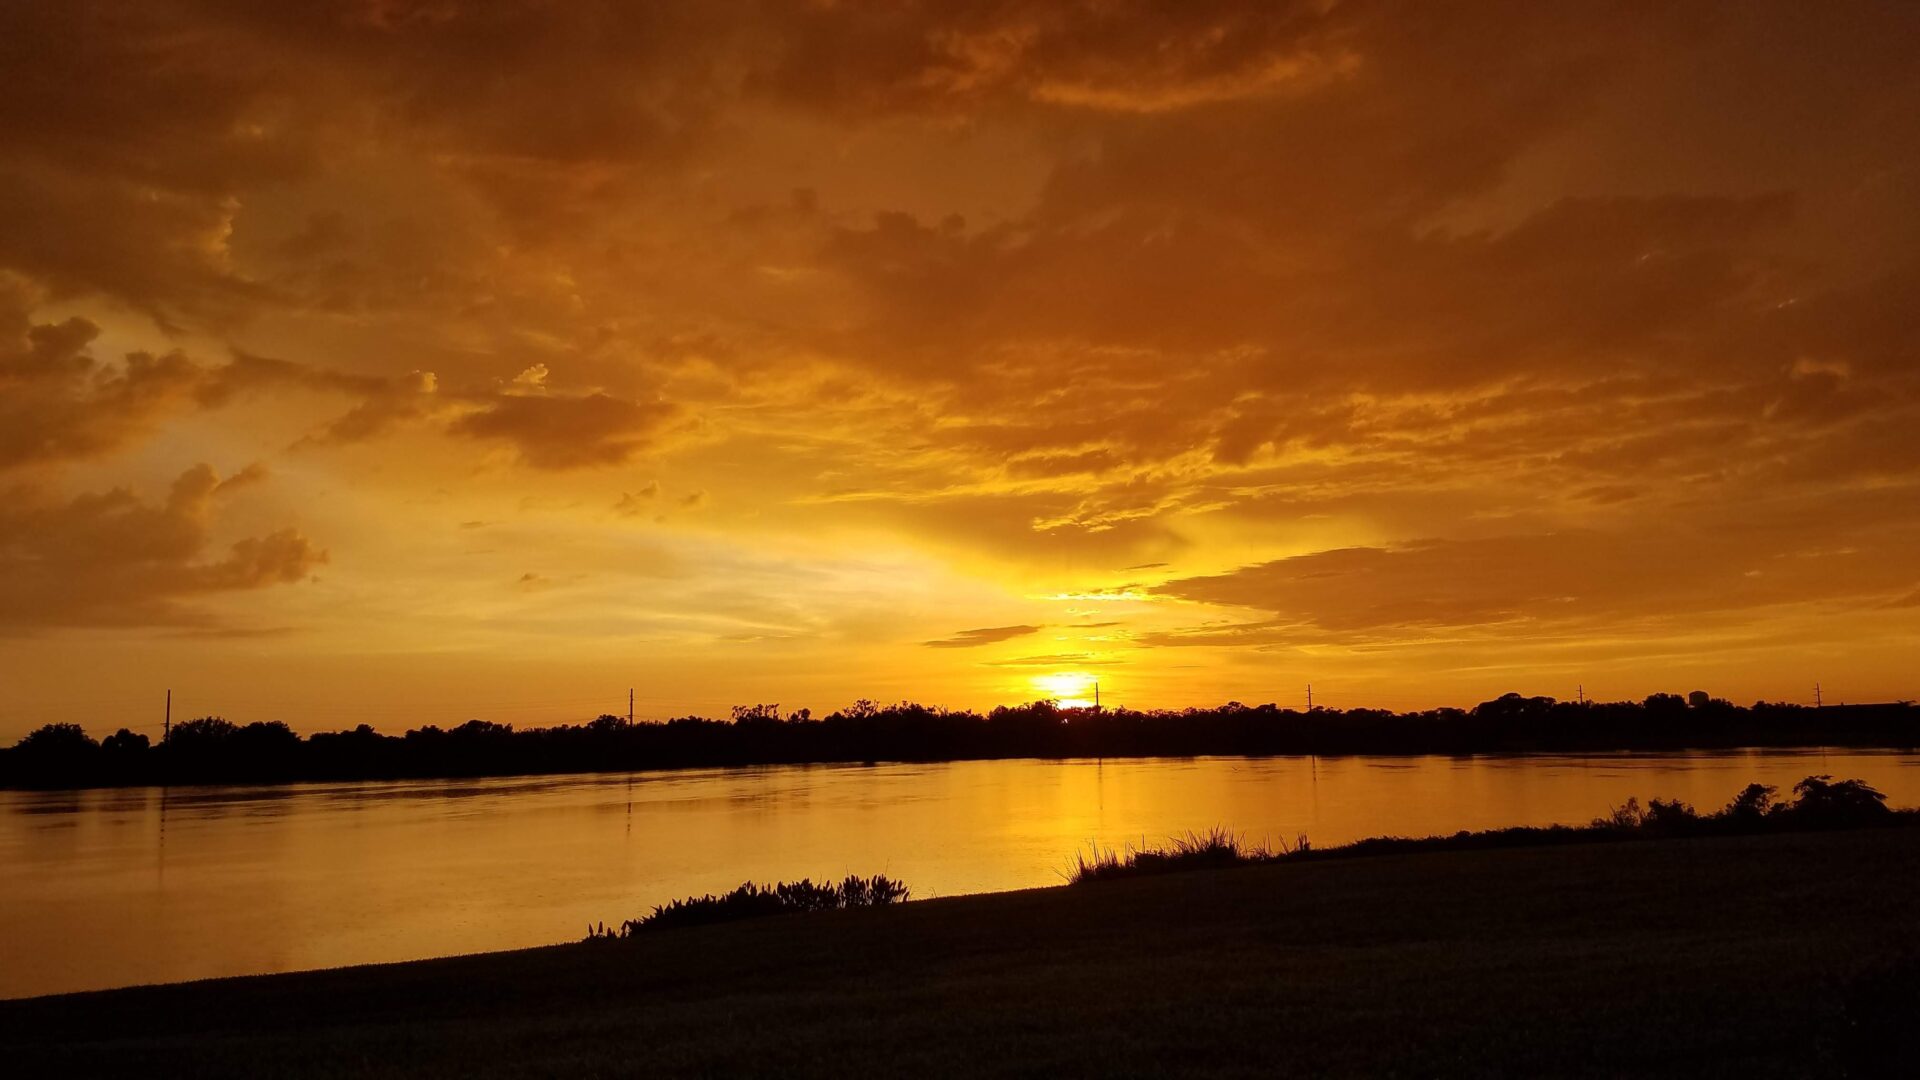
[1032, 673, 1099, 709]
[5, 4, 1920, 1072]
[4, 4, 1918, 735]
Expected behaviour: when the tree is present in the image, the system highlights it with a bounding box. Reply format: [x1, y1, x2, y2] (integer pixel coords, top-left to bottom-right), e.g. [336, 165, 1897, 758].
[167, 716, 238, 746]
[232, 721, 300, 752]
[101, 728, 151, 755]
[731, 703, 781, 725]
[15, 723, 97, 754]
[9, 724, 99, 782]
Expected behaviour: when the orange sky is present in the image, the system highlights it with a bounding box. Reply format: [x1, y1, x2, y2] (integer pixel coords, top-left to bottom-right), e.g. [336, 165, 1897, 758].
[4, 2, 1920, 739]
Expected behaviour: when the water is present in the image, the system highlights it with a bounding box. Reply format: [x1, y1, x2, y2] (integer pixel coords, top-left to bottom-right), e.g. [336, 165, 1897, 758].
[3, 749, 1915, 1000]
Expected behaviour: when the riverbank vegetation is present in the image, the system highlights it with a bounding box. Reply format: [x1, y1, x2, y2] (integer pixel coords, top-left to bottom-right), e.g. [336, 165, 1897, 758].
[583, 776, 1903, 939]
[6, 827, 1914, 1075]
[587, 875, 909, 939]
[1068, 774, 1907, 883]
[4, 694, 1916, 788]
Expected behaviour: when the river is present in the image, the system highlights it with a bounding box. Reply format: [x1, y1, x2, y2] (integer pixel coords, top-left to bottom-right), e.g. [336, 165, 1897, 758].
[3, 748, 1915, 999]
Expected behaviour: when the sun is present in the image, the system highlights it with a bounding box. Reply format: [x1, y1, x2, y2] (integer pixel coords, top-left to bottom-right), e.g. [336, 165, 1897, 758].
[1032, 672, 1098, 709]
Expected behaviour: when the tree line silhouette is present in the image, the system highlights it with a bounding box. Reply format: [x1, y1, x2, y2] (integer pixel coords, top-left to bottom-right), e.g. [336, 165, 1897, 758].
[2, 692, 1916, 789]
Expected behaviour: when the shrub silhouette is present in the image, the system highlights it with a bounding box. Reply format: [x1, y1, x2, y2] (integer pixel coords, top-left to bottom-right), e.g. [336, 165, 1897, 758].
[1595, 796, 1698, 833]
[1066, 777, 1913, 884]
[1785, 775, 1891, 827]
[1725, 782, 1777, 824]
[588, 874, 910, 939]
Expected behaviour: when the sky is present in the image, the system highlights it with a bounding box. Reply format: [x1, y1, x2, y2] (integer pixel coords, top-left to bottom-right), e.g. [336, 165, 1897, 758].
[4, 1, 1919, 739]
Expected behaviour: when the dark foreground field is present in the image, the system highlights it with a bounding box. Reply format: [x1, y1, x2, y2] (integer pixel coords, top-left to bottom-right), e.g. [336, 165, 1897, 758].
[5, 829, 1917, 1078]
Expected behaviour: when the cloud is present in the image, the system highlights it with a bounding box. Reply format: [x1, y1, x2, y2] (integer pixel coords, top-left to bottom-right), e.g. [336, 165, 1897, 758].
[0, 288, 685, 479]
[614, 482, 661, 515]
[0, 464, 327, 630]
[0, 290, 449, 470]
[985, 652, 1122, 667]
[924, 624, 1042, 649]
[0, 287, 204, 469]
[753, 0, 1360, 115]
[198, 350, 444, 445]
[2, 1, 1920, 707]
[1151, 521, 1920, 644]
[448, 391, 679, 469]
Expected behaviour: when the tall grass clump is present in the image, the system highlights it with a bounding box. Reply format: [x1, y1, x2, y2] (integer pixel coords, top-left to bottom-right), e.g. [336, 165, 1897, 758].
[587, 874, 909, 940]
[1069, 827, 1308, 884]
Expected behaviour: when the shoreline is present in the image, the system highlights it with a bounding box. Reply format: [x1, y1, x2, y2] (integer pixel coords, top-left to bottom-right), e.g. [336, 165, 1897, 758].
[9, 696, 1916, 791]
[4, 826, 1915, 1075]
[6, 737, 1918, 794]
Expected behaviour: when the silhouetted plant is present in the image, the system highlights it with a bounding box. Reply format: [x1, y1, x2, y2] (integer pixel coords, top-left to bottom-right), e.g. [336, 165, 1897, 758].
[1786, 775, 1891, 827]
[100, 728, 150, 755]
[1068, 777, 1915, 884]
[7, 724, 99, 783]
[1070, 828, 1304, 883]
[1594, 795, 1697, 832]
[165, 716, 238, 746]
[587, 874, 910, 939]
[15, 723, 97, 755]
[1725, 782, 1777, 824]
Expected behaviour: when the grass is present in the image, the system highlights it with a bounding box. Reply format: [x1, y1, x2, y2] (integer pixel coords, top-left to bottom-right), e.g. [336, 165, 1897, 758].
[1069, 826, 1308, 882]
[3, 826, 1917, 1076]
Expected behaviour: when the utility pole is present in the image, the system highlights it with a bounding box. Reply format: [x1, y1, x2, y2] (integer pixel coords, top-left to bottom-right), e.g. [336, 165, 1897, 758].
[1815, 683, 1823, 709]
[1306, 684, 1313, 711]
[628, 688, 634, 726]
[1577, 684, 1585, 706]
[164, 689, 171, 742]
[1093, 681, 1100, 711]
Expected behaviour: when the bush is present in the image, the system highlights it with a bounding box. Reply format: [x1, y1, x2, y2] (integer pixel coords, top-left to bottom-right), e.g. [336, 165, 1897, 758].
[587, 874, 909, 939]
[1785, 775, 1891, 828]
[1068, 777, 1910, 886]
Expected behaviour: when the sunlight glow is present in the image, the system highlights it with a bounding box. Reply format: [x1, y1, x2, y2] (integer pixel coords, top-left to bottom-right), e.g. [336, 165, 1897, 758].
[1032, 672, 1098, 708]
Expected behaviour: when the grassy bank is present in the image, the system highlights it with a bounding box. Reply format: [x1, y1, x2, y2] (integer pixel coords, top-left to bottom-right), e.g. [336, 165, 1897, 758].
[1068, 774, 1912, 882]
[4, 827, 1917, 1077]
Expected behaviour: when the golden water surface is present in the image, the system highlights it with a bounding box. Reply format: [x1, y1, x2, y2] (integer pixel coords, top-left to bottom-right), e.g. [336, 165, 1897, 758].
[3, 749, 1915, 999]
